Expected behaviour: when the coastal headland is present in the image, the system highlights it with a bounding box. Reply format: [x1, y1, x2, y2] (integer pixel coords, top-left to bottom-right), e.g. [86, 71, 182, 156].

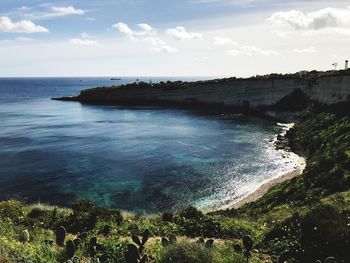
[53, 70, 350, 122]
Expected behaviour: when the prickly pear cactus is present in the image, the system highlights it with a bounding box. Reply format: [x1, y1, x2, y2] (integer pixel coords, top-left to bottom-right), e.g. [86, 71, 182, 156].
[161, 237, 169, 247]
[142, 229, 150, 245]
[197, 237, 205, 244]
[66, 240, 75, 258]
[126, 243, 140, 263]
[325, 257, 337, 263]
[240, 235, 253, 263]
[55, 226, 66, 246]
[234, 243, 242, 254]
[243, 235, 253, 252]
[205, 239, 214, 248]
[19, 229, 30, 243]
[127, 230, 150, 263]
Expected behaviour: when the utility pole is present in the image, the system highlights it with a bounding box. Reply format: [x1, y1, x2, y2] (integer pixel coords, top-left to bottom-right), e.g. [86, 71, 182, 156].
[332, 63, 338, 70]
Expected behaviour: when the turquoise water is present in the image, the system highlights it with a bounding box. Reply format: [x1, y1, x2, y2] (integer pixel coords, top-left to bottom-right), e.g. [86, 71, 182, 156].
[0, 77, 298, 213]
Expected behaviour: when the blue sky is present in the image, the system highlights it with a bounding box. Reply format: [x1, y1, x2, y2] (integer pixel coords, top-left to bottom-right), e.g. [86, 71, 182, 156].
[1, 0, 350, 76]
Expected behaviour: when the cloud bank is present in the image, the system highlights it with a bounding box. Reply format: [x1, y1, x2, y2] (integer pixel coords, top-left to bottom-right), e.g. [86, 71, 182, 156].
[28, 6, 85, 20]
[267, 6, 350, 31]
[166, 26, 202, 40]
[0, 16, 48, 33]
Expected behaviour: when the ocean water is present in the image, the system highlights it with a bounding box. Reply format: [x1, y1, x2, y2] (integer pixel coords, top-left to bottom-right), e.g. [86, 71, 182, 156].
[0, 77, 298, 213]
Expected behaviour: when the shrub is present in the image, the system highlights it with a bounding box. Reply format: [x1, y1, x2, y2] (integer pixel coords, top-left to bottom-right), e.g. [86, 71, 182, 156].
[178, 206, 204, 220]
[99, 238, 128, 263]
[159, 240, 247, 263]
[300, 204, 350, 262]
[0, 200, 25, 224]
[162, 212, 174, 222]
[159, 241, 213, 263]
[221, 219, 256, 239]
[264, 213, 302, 257]
[62, 200, 123, 233]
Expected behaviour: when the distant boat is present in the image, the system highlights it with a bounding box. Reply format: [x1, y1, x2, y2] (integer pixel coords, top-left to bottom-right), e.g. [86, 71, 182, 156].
[110, 78, 121, 81]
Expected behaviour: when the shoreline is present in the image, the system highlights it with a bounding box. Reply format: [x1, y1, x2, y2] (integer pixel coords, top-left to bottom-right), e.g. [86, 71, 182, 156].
[232, 161, 305, 209]
[208, 123, 306, 212]
[231, 122, 306, 209]
[209, 155, 306, 212]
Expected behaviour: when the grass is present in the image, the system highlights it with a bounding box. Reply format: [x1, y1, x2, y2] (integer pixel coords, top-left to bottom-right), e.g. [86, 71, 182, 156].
[0, 199, 269, 263]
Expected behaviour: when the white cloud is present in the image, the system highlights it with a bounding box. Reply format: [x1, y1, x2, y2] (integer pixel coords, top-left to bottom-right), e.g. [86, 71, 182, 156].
[293, 46, 317, 53]
[28, 6, 84, 20]
[69, 32, 98, 46]
[112, 23, 157, 38]
[138, 24, 156, 34]
[228, 45, 278, 56]
[213, 36, 237, 46]
[267, 7, 350, 31]
[166, 26, 202, 40]
[113, 22, 176, 53]
[0, 16, 48, 33]
[113, 22, 134, 37]
[51, 6, 84, 16]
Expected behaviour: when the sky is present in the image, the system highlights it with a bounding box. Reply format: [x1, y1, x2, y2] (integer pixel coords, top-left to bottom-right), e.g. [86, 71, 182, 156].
[0, 0, 350, 77]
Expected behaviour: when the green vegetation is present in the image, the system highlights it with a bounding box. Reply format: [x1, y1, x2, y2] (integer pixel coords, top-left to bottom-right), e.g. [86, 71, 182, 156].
[83, 69, 350, 93]
[0, 200, 267, 262]
[0, 101, 349, 262]
[227, 102, 350, 262]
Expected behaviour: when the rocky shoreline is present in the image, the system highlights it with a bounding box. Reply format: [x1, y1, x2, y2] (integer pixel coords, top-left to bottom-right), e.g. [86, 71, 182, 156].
[208, 122, 306, 211]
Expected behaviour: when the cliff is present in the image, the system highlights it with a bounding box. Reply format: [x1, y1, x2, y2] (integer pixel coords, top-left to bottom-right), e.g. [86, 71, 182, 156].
[53, 70, 350, 112]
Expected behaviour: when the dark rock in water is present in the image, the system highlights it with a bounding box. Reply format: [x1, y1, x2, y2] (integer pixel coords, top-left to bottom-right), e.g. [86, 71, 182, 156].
[51, 96, 79, 101]
[274, 134, 290, 151]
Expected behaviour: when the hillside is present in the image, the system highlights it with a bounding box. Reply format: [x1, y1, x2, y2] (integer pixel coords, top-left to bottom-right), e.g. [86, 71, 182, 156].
[2, 92, 350, 262]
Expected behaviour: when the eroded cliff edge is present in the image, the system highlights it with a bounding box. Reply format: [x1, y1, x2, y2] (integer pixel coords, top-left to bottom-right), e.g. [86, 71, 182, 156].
[53, 70, 350, 119]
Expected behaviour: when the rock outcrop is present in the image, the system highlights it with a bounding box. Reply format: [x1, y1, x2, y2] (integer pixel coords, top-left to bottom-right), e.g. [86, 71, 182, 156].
[53, 70, 350, 111]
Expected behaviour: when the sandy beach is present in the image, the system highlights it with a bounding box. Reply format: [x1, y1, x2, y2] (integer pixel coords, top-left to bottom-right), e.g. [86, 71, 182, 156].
[207, 123, 306, 211]
[229, 123, 306, 209]
[232, 165, 305, 209]
[205, 150, 306, 212]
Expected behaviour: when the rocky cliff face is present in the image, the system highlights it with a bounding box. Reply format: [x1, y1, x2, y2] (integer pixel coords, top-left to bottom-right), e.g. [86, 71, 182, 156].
[57, 71, 350, 111]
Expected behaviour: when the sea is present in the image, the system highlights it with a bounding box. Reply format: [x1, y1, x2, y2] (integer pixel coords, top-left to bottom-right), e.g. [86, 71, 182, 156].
[0, 77, 299, 213]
